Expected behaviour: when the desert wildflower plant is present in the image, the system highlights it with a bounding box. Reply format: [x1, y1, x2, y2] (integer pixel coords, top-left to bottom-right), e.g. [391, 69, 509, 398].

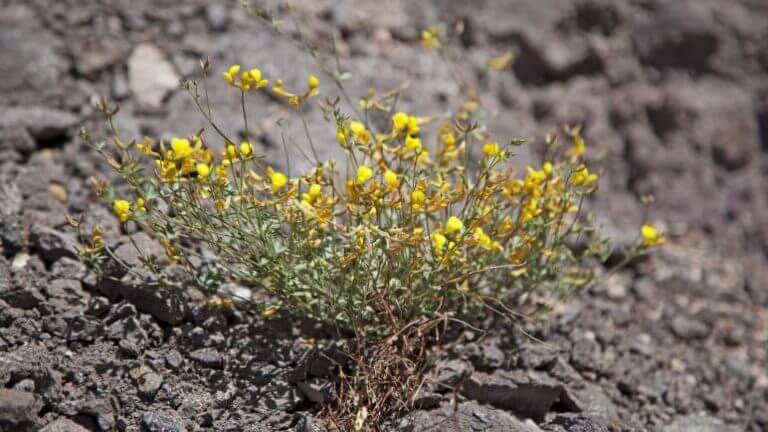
[79, 6, 664, 430]
[86, 86, 642, 337]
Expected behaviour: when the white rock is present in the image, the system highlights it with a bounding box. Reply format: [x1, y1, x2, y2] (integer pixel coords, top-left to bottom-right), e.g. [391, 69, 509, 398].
[128, 43, 179, 109]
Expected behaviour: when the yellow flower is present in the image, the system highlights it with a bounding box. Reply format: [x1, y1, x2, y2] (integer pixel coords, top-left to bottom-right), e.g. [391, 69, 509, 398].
[504, 179, 524, 198]
[445, 216, 464, 234]
[411, 189, 426, 206]
[336, 127, 348, 147]
[572, 166, 598, 186]
[243, 68, 269, 90]
[407, 116, 420, 135]
[543, 162, 553, 175]
[156, 159, 177, 182]
[384, 169, 399, 189]
[136, 137, 157, 156]
[392, 112, 409, 133]
[112, 199, 130, 222]
[307, 183, 323, 199]
[526, 166, 546, 183]
[432, 232, 447, 254]
[170, 138, 192, 160]
[272, 79, 298, 105]
[569, 133, 586, 157]
[226, 144, 237, 160]
[356, 165, 374, 185]
[308, 74, 319, 90]
[416, 149, 431, 165]
[439, 128, 460, 162]
[269, 170, 288, 193]
[239, 142, 252, 157]
[350, 121, 370, 143]
[222, 64, 241, 85]
[421, 28, 441, 50]
[521, 198, 538, 223]
[196, 163, 210, 179]
[482, 142, 500, 158]
[135, 198, 146, 213]
[391, 112, 421, 136]
[473, 227, 501, 251]
[405, 135, 422, 153]
[215, 165, 229, 186]
[641, 224, 666, 247]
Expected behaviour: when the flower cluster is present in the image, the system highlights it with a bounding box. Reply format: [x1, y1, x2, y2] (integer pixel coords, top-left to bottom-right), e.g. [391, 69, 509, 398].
[222, 65, 269, 91]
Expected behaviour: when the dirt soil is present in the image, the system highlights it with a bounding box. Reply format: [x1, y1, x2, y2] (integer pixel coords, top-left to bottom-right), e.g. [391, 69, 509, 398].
[1, 0, 768, 431]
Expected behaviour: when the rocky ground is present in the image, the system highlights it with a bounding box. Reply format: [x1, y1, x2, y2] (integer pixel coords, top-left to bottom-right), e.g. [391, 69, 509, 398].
[1, 0, 768, 431]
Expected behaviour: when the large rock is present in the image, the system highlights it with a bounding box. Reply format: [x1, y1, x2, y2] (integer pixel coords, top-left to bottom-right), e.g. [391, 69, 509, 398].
[141, 410, 187, 432]
[543, 413, 609, 432]
[30, 226, 79, 264]
[111, 232, 169, 269]
[662, 415, 739, 432]
[0, 106, 78, 144]
[399, 401, 543, 432]
[461, 370, 579, 421]
[119, 274, 187, 325]
[632, 0, 719, 74]
[111, 233, 185, 324]
[0, 389, 41, 430]
[0, 257, 46, 311]
[477, 0, 605, 85]
[130, 365, 164, 401]
[645, 79, 760, 172]
[128, 43, 180, 110]
[0, 179, 23, 254]
[189, 348, 224, 370]
[39, 418, 90, 432]
[0, 5, 70, 103]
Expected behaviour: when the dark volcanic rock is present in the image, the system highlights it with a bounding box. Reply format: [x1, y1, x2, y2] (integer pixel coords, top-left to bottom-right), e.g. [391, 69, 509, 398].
[205, 4, 230, 32]
[670, 316, 711, 340]
[400, 401, 543, 432]
[662, 415, 739, 432]
[632, 1, 719, 74]
[461, 370, 579, 422]
[261, 380, 305, 411]
[1, 283, 47, 311]
[0, 180, 23, 254]
[0, 346, 60, 403]
[432, 359, 471, 390]
[86, 296, 111, 318]
[107, 316, 148, 347]
[50, 257, 88, 281]
[466, 338, 506, 370]
[39, 418, 90, 432]
[0, 106, 78, 145]
[243, 361, 279, 385]
[294, 414, 327, 432]
[119, 275, 187, 325]
[189, 348, 224, 369]
[131, 365, 164, 401]
[141, 410, 187, 432]
[543, 413, 609, 432]
[0, 389, 41, 430]
[0, 6, 70, 103]
[65, 314, 103, 342]
[30, 226, 79, 264]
